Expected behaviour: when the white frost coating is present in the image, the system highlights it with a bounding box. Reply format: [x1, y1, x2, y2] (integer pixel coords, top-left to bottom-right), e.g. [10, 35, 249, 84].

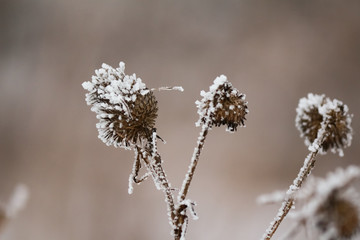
[257, 190, 286, 205]
[181, 199, 199, 220]
[128, 173, 134, 195]
[319, 97, 353, 156]
[297, 166, 360, 218]
[195, 75, 248, 131]
[295, 93, 326, 146]
[82, 61, 150, 148]
[154, 86, 184, 92]
[178, 121, 209, 203]
[195, 75, 229, 129]
[296, 93, 353, 157]
[180, 221, 188, 240]
[262, 132, 326, 240]
[6, 184, 29, 218]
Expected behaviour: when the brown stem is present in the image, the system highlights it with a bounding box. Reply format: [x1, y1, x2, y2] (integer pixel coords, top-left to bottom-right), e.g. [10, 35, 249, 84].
[173, 122, 210, 239]
[178, 122, 210, 203]
[263, 132, 328, 240]
[137, 146, 177, 225]
[263, 151, 317, 240]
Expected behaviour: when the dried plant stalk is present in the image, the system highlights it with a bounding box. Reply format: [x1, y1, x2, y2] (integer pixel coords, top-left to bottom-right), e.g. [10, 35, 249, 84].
[178, 121, 210, 203]
[262, 93, 353, 239]
[263, 147, 322, 239]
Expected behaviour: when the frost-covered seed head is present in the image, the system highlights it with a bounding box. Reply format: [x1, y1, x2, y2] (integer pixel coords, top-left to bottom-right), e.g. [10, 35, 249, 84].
[196, 75, 248, 132]
[296, 93, 326, 147]
[295, 93, 353, 156]
[293, 166, 360, 240]
[316, 196, 359, 239]
[320, 98, 353, 155]
[82, 62, 158, 148]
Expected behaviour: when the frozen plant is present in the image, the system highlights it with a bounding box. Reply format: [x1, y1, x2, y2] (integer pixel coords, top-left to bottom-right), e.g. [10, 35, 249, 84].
[281, 166, 360, 240]
[82, 62, 248, 240]
[262, 93, 353, 240]
[175, 75, 248, 237]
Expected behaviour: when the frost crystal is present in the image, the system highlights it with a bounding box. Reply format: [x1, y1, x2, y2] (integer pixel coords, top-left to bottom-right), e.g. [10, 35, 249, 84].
[195, 75, 248, 132]
[295, 93, 353, 156]
[82, 62, 158, 149]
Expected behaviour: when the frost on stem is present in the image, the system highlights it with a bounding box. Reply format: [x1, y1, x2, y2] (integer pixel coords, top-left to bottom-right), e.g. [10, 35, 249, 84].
[296, 93, 353, 156]
[195, 75, 248, 132]
[128, 147, 150, 194]
[262, 93, 353, 240]
[174, 75, 248, 239]
[82, 62, 158, 149]
[283, 166, 360, 240]
[180, 75, 248, 202]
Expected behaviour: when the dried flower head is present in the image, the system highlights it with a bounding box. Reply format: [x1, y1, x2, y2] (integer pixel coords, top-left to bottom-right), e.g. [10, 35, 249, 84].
[292, 166, 360, 240]
[295, 93, 353, 156]
[195, 75, 248, 132]
[316, 196, 359, 240]
[82, 62, 158, 148]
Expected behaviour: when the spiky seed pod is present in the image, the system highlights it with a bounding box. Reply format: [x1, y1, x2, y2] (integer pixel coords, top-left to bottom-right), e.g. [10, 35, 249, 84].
[196, 75, 248, 132]
[295, 93, 353, 156]
[82, 62, 158, 148]
[319, 98, 353, 156]
[296, 93, 326, 147]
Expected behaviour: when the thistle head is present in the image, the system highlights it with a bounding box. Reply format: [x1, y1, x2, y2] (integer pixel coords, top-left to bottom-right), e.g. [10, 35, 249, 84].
[82, 62, 158, 149]
[195, 75, 248, 132]
[286, 166, 360, 240]
[297, 166, 360, 239]
[295, 93, 353, 156]
[316, 196, 360, 239]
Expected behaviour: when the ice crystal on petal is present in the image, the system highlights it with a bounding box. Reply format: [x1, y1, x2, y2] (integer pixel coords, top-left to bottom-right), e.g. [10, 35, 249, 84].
[82, 62, 158, 149]
[195, 75, 248, 132]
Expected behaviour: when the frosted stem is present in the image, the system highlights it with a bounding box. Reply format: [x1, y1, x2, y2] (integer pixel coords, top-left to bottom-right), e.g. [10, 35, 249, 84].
[178, 121, 210, 203]
[173, 121, 210, 240]
[262, 124, 328, 240]
[136, 135, 177, 232]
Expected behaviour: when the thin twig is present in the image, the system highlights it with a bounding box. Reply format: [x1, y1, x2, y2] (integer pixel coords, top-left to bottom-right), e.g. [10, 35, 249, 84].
[262, 129, 328, 240]
[262, 151, 317, 239]
[178, 120, 210, 203]
[135, 134, 178, 232]
[172, 121, 210, 239]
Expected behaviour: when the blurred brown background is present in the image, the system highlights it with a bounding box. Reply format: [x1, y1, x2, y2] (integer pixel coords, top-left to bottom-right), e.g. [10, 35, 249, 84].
[1, 0, 360, 239]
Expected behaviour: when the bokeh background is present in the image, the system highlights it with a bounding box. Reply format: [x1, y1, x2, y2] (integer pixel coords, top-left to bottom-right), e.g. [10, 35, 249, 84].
[1, 0, 360, 239]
